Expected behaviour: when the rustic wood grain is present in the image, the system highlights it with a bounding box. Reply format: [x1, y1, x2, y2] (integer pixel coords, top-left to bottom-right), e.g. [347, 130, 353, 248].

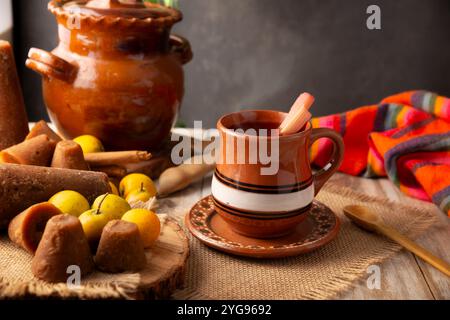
[134, 219, 190, 300]
[339, 251, 435, 300]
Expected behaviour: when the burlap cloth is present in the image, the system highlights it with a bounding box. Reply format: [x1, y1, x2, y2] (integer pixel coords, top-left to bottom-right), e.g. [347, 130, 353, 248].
[173, 182, 437, 300]
[0, 238, 141, 299]
[0, 182, 437, 300]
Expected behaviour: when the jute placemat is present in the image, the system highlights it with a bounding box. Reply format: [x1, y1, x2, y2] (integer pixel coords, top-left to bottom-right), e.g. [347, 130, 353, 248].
[174, 182, 438, 300]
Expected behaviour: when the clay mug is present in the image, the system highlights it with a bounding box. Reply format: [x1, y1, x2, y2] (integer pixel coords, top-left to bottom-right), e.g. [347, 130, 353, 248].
[212, 110, 345, 239]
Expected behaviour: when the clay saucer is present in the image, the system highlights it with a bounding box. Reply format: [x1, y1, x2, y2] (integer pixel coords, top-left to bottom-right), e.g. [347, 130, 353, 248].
[186, 195, 340, 259]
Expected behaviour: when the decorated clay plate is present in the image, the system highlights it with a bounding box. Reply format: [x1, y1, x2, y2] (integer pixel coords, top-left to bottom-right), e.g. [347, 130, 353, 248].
[186, 195, 340, 259]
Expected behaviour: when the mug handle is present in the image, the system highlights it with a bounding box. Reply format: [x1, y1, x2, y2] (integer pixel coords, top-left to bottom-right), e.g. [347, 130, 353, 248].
[169, 34, 193, 65]
[309, 128, 345, 195]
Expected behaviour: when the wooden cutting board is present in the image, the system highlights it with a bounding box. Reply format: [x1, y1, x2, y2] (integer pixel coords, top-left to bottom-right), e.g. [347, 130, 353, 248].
[132, 218, 189, 299]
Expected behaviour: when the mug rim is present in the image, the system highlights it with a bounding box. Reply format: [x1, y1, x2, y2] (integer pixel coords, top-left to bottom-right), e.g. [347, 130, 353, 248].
[217, 109, 312, 140]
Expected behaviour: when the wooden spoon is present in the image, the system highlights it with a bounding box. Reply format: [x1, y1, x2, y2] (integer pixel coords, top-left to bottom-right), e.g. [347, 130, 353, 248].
[344, 205, 450, 277]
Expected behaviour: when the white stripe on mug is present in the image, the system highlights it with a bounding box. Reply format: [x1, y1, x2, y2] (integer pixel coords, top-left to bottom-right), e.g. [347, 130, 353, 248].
[211, 175, 314, 213]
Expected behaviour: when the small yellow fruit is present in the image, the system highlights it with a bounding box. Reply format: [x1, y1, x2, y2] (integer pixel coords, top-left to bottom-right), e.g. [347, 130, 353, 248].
[73, 135, 105, 154]
[79, 209, 111, 244]
[49, 190, 90, 217]
[122, 209, 161, 248]
[109, 181, 119, 196]
[92, 193, 131, 220]
[126, 189, 153, 203]
[119, 173, 157, 198]
[125, 182, 154, 203]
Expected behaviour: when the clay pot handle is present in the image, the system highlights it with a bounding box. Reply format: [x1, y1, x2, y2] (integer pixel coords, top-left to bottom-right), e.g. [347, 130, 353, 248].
[309, 128, 345, 195]
[169, 34, 193, 65]
[26, 48, 77, 83]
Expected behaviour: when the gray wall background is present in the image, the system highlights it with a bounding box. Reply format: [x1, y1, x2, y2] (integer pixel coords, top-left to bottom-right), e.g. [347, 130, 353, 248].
[13, 0, 450, 128]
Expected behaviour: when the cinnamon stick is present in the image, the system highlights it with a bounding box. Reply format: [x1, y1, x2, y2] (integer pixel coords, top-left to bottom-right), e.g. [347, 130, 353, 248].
[92, 165, 127, 178]
[84, 151, 152, 167]
[279, 93, 315, 136]
[124, 157, 175, 179]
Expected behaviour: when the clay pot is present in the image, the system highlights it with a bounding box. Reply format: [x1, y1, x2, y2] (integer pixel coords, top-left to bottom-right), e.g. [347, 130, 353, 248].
[26, 0, 192, 151]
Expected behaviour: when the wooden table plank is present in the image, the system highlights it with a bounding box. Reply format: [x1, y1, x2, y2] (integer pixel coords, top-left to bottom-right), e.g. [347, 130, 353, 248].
[386, 183, 450, 300]
[339, 251, 435, 300]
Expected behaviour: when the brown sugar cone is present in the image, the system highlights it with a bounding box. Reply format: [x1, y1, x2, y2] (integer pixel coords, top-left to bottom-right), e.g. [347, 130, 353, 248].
[32, 214, 94, 283]
[0, 41, 29, 150]
[95, 220, 146, 273]
[0, 134, 56, 166]
[26, 120, 62, 142]
[0, 164, 111, 229]
[8, 202, 62, 254]
[51, 140, 89, 170]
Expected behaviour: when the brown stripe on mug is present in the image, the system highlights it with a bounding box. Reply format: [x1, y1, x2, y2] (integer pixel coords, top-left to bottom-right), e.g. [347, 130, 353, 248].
[215, 169, 313, 194]
[213, 197, 311, 220]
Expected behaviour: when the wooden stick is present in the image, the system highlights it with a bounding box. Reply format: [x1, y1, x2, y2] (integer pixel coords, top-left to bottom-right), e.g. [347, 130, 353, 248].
[158, 155, 216, 198]
[84, 151, 152, 167]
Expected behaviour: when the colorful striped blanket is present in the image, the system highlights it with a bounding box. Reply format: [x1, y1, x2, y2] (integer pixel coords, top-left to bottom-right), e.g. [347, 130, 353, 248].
[311, 91, 450, 216]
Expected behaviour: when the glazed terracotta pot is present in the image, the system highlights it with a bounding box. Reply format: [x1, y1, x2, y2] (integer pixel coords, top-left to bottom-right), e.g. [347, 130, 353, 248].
[212, 110, 345, 239]
[26, 0, 192, 151]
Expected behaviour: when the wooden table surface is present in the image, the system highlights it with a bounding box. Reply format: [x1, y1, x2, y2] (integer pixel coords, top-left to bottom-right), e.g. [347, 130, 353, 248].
[169, 171, 450, 300]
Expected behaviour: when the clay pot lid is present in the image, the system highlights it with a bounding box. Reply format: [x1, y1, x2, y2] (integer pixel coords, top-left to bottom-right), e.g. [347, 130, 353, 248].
[49, 0, 182, 28]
